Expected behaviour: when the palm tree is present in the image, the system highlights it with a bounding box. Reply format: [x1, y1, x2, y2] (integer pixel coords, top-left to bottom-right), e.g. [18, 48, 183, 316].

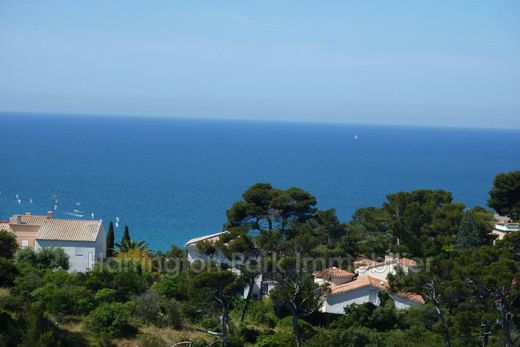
[114, 240, 150, 255]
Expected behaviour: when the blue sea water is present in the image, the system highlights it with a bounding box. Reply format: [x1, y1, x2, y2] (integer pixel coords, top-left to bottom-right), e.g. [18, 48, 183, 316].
[1, 113, 519, 251]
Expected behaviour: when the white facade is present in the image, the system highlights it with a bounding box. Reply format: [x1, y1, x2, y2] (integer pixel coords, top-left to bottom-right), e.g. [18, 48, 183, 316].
[35, 227, 106, 272]
[322, 287, 379, 314]
[356, 262, 401, 281]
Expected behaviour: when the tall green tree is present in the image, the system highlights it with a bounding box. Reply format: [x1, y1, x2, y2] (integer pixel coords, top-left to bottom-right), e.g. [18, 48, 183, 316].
[488, 171, 520, 220]
[270, 256, 329, 347]
[456, 210, 489, 248]
[122, 225, 131, 244]
[106, 221, 115, 258]
[193, 270, 241, 346]
[225, 183, 317, 238]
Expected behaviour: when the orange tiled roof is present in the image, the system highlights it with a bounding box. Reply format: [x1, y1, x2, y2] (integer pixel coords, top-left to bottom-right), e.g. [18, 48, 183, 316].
[36, 219, 103, 242]
[354, 258, 383, 267]
[356, 257, 417, 269]
[398, 258, 417, 267]
[314, 267, 355, 279]
[8, 214, 103, 242]
[329, 276, 389, 296]
[394, 291, 424, 304]
[9, 214, 48, 226]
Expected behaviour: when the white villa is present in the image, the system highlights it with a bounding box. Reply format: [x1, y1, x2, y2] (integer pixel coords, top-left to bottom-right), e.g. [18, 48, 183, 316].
[0, 212, 106, 272]
[320, 274, 424, 314]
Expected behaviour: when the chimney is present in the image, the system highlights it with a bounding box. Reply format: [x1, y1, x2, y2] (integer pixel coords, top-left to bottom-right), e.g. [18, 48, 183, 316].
[16, 215, 22, 224]
[25, 212, 32, 215]
[47, 211, 54, 219]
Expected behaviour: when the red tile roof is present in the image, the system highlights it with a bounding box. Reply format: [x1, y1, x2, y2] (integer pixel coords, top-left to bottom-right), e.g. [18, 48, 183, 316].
[314, 267, 355, 279]
[394, 291, 424, 304]
[329, 276, 389, 296]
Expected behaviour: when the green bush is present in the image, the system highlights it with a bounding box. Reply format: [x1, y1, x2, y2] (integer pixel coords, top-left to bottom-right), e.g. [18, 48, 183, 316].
[0, 231, 17, 259]
[31, 283, 94, 318]
[0, 257, 18, 287]
[255, 332, 294, 347]
[85, 302, 135, 338]
[16, 247, 69, 270]
[276, 316, 315, 339]
[164, 299, 183, 329]
[94, 288, 117, 305]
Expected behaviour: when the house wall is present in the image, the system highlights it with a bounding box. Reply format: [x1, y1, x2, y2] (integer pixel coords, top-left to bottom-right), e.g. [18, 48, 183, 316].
[94, 225, 107, 262]
[10, 224, 39, 249]
[390, 294, 422, 309]
[35, 239, 97, 272]
[323, 287, 380, 314]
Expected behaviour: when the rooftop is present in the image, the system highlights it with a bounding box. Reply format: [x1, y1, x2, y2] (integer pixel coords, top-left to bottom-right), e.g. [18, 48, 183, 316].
[185, 231, 228, 246]
[314, 266, 355, 279]
[328, 275, 424, 303]
[329, 275, 388, 296]
[36, 219, 103, 242]
[7, 213, 103, 242]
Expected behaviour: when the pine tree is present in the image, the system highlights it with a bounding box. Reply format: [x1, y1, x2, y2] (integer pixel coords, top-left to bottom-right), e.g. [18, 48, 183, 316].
[122, 225, 131, 245]
[456, 210, 487, 249]
[106, 222, 114, 258]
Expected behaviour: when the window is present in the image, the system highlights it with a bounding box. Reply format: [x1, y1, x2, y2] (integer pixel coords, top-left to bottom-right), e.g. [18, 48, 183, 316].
[75, 247, 83, 256]
[21, 240, 29, 248]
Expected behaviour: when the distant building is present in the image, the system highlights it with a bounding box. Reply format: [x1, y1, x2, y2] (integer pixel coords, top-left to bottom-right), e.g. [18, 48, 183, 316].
[314, 266, 356, 288]
[355, 255, 417, 281]
[184, 231, 230, 264]
[0, 212, 106, 272]
[321, 275, 424, 314]
[492, 219, 520, 241]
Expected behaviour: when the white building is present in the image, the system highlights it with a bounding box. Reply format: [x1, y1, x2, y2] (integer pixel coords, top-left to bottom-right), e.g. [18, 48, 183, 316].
[492, 221, 520, 241]
[185, 231, 230, 264]
[321, 275, 424, 314]
[2, 213, 106, 272]
[355, 255, 417, 281]
[314, 266, 355, 288]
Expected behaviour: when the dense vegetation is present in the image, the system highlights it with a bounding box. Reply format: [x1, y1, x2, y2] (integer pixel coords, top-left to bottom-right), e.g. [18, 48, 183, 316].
[0, 170, 519, 347]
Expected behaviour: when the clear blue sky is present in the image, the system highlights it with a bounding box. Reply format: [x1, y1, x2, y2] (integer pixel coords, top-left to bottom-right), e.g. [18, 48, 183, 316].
[1, 0, 519, 128]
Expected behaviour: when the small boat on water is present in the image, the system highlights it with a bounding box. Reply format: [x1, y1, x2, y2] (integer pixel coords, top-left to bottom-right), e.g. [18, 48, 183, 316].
[65, 212, 84, 218]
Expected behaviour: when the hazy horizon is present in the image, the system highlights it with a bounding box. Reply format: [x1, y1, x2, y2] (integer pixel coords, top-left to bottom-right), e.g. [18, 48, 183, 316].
[1, 1, 519, 128]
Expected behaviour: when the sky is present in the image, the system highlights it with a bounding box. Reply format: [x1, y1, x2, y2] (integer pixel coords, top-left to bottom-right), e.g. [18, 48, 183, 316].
[0, 0, 519, 128]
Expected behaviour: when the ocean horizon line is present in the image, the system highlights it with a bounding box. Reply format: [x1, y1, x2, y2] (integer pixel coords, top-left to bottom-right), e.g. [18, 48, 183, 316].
[2, 110, 519, 132]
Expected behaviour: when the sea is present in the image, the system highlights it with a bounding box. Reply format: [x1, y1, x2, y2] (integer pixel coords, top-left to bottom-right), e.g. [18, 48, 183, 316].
[1, 113, 519, 251]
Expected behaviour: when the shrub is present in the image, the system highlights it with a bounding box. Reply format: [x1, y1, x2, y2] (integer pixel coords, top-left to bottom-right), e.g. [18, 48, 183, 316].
[276, 316, 315, 339]
[16, 247, 69, 270]
[0, 257, 18, 287]
[85, 302, 135, 338]
[164, 299, 183, 329]
[134, 290, 162, 325]
[254, 332, 294, 347]
[0, 231, 17, 259]
[31, 283, 94, 318]
[94, 288, 117, 305]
